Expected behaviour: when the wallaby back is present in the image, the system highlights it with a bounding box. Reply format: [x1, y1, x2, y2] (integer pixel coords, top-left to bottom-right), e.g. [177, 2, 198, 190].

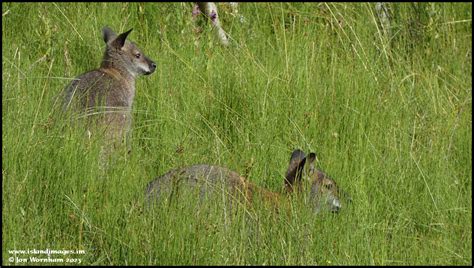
[145, 164, 281, 210]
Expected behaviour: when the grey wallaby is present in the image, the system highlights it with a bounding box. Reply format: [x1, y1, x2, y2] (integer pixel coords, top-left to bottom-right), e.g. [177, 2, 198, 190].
[63, 26, 156, 149]
[146, 149, 350, 213]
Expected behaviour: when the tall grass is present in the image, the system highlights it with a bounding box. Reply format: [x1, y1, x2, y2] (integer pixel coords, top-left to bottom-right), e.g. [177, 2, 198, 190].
[2, 2, 472, 265]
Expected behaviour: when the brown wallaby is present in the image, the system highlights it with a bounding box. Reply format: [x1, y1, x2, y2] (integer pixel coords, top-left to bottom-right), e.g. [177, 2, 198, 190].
[63, 26, 156, 149]
[146, 149, 348, 213]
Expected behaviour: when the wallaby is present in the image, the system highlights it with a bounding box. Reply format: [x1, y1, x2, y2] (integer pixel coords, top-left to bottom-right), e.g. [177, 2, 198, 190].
[146, 149, 348, 213]
[63, 26, 156, 149]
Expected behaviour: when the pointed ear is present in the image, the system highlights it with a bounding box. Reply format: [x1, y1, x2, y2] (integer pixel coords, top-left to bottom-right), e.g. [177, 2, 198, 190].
[102, 26, 117, 44]
[107, 28, 133, 49]
[284, 149, 306, 191]
[306, 152, 317, 175]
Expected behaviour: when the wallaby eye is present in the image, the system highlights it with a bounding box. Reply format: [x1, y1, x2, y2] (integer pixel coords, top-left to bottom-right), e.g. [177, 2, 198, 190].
[135, 53, 141, 59]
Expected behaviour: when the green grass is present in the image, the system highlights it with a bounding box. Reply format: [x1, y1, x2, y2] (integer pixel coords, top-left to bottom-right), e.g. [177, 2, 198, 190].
[2, 2, 472, 265]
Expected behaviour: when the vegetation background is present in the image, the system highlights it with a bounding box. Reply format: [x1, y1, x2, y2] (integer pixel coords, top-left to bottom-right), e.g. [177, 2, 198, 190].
[2, 2, 472, 265]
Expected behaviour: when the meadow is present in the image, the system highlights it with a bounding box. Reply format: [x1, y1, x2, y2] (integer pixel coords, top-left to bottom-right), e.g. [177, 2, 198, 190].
[2, 2, 472, 265]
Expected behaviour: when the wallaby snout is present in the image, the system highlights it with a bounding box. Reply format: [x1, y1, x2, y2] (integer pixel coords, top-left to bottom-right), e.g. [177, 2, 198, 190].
[145, 60, 157, 75]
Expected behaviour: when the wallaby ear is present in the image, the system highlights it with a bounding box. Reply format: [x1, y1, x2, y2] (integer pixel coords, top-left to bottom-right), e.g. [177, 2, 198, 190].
[284, 149, 306, 191]
[306, 152, 317, 175]
[111, 28, 133, 48]
[102, 26, 117, 44]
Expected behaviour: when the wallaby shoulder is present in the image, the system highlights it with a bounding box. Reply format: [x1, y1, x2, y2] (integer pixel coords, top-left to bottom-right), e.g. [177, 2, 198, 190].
[64, 67, 136, 110]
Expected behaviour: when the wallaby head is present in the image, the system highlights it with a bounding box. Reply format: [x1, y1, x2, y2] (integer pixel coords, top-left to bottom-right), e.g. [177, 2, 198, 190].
[284, 149, 344, 213]
[101, 27, 156, 77]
